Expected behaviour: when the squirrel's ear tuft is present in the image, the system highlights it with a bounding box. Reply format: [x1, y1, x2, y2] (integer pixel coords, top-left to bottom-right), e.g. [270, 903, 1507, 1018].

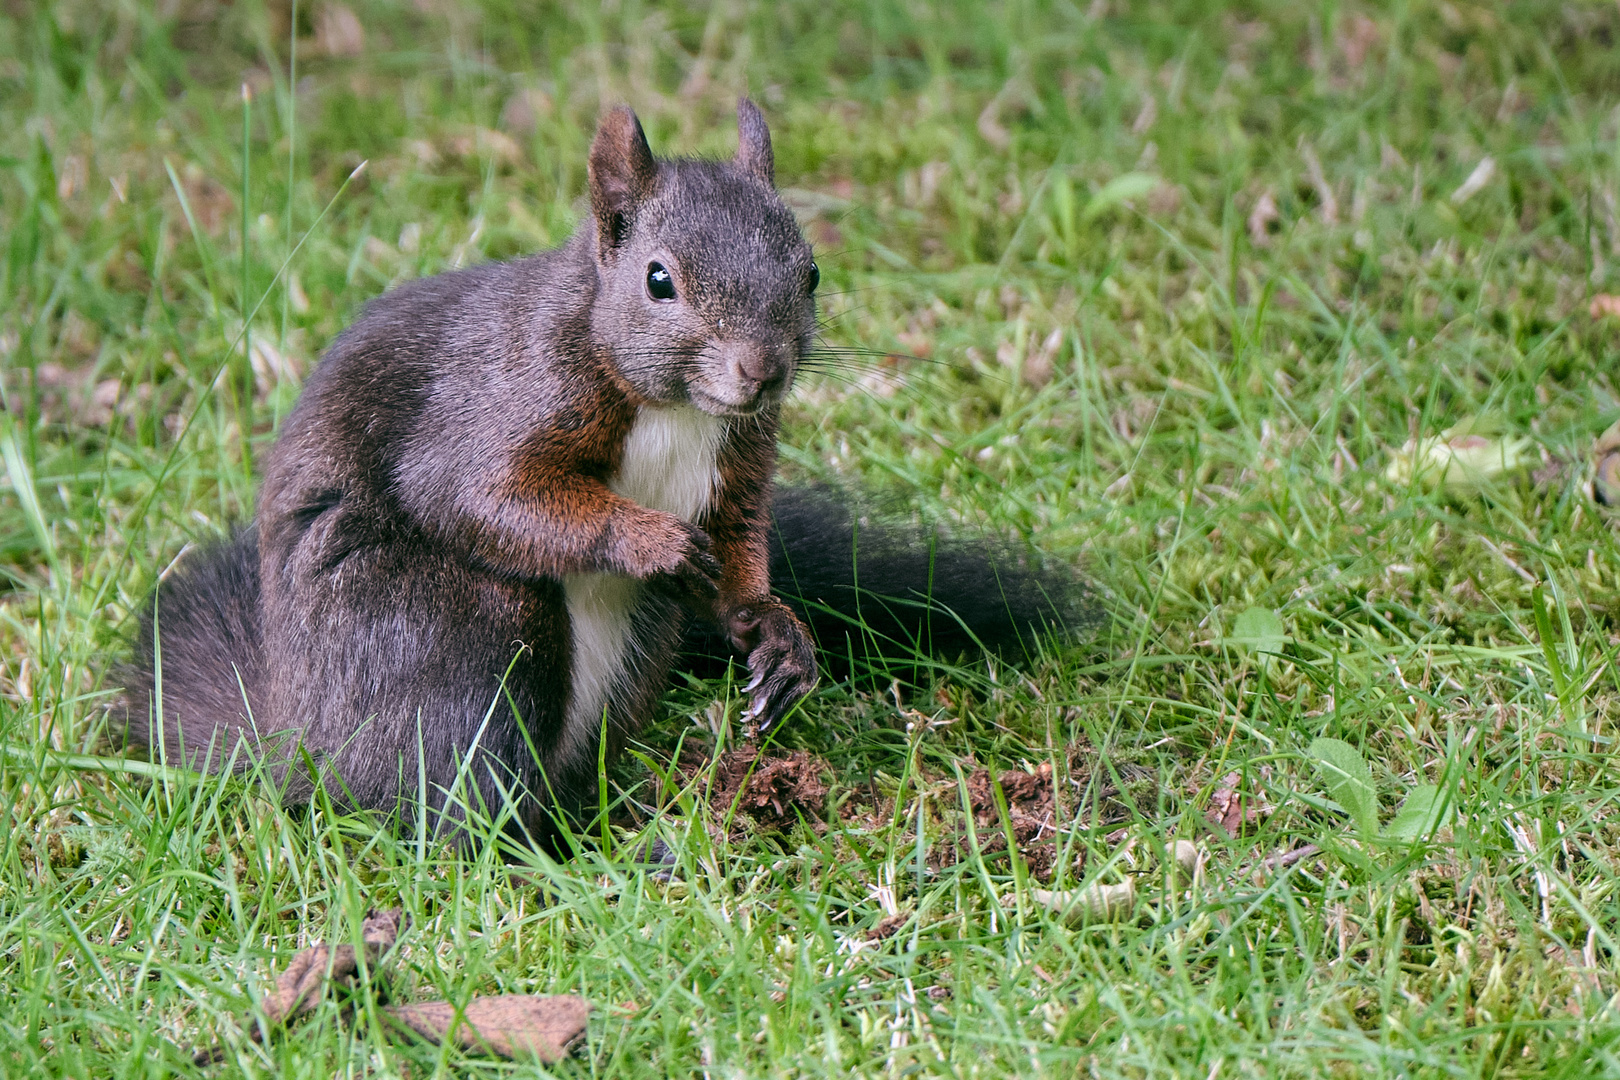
[735, 98, 774, 187]
[588, 106, 657, 253]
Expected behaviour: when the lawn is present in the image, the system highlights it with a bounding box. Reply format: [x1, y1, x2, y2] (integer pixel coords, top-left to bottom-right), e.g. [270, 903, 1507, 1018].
[4, 0, 1620, 1075]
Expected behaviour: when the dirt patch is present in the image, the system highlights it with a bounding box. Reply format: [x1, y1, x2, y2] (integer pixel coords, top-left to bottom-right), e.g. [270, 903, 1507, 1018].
[959, 762, 1060, 878]
[965, 762, 1055, 817]
[705, 747, 830, 830]
[866, 912, 908, 942]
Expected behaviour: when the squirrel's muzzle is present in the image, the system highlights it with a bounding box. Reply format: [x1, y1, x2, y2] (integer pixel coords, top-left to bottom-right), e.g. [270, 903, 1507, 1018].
[705, 339, 790, 410]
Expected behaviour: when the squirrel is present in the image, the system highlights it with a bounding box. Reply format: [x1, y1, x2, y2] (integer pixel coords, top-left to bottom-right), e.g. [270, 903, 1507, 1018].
[120, 100, 1075, 851]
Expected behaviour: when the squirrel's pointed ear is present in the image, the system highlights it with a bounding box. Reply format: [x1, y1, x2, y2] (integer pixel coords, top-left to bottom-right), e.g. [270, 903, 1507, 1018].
[588, 106, 657, 253]
[735, 98, 774, 187]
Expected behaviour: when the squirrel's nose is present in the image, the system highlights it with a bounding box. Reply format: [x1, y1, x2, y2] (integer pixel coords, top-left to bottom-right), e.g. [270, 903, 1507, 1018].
[727, 342, 787, 396]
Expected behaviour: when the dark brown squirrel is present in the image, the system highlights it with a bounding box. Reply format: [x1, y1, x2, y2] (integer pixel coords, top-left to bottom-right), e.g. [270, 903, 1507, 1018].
[120, 101, 1076, 851]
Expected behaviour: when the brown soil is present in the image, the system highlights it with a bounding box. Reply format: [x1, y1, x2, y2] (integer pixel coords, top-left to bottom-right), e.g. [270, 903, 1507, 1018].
[960, 762, 1060, 878]
[705, 747, 830, 830]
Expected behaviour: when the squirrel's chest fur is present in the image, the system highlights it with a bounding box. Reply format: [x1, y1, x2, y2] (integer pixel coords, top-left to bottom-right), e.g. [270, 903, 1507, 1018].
[561, 405, 726, 739]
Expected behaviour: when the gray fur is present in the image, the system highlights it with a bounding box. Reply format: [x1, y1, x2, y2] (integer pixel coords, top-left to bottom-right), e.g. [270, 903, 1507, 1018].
[120, 102, 1080, 854]
[122, 103, 815, 850]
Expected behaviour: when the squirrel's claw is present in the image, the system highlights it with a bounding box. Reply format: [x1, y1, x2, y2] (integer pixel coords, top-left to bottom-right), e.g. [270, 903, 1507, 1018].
[649, 526, 723, 606]
[679, 549, 723, 597]
[743, 605, 818, 737]
[749, 674, 812, 737]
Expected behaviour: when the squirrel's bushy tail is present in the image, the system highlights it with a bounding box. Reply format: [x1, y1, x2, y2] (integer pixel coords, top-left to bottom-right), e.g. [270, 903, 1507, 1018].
[731, 486, 1085, 679]
[118, 528, 264, 765]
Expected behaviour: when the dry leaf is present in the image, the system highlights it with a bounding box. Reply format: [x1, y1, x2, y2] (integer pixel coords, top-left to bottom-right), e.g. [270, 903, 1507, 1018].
[1130, 92, 1157, 136]
[197, 907, 406, 1064]
[977, 76, 1034, 151]
[1451, 157, 1495, 204]
[977, 100, 1011, 151]
[315, 3, 365, 57]
[1589, 294, 1620, 319]
[1207, 772, 1272, 837]
[263, 907, 404, 1024]
[807, 218, 843, 249]
[1025, 327, 1063, 388]
[447, 127, 523, 168]
[249, 338, 304, 396]
[1532, 457, 1567, 489]
[1595, 420, 1620, 506]
[386, 995, 591, 1061]
[56, 154, 87, 200]
[1248, 190, 1280, 246]
[894, 329, 933, 359]
[178, 165, 233, 236]
[1337, 14, 1382, 70]
[997, 328, 1062, 388]
[1146, 181, 1182, 218]
[499, 88, 554, 139]
[904, 161, 950, 208]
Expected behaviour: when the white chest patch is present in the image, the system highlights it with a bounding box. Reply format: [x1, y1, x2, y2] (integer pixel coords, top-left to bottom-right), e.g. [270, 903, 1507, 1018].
[561, 406, 727, 750]
[608, 404, 727, 520]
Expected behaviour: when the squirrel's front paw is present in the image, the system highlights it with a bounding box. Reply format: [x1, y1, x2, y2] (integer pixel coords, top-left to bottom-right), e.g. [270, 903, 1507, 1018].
[732, 602, 818, 737]
[620, 513, 722, 602]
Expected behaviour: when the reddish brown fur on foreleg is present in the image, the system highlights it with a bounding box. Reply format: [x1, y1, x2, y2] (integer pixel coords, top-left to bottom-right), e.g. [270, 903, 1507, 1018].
[497, 393, 717, 591]
[705, 410, 818, 734]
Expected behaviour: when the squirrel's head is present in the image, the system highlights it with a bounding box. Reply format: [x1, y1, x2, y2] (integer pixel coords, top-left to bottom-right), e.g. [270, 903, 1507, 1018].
[586, 100, 818, 418]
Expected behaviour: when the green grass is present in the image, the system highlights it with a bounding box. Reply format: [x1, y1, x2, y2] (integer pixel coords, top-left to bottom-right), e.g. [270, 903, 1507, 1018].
[5, 0, 1620, 1075]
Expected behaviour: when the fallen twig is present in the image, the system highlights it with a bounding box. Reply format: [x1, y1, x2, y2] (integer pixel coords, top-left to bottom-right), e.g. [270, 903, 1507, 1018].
[1260, 844, 1321, 871]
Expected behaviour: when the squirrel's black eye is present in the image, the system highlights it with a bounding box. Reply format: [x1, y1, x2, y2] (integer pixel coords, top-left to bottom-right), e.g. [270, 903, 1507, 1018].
[646, 262, 676, 302]
[808, 261, 820, 294]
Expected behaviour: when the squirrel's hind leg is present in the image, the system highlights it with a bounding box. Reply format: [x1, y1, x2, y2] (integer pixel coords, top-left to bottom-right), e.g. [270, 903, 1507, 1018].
[259, 545, 590, 849]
